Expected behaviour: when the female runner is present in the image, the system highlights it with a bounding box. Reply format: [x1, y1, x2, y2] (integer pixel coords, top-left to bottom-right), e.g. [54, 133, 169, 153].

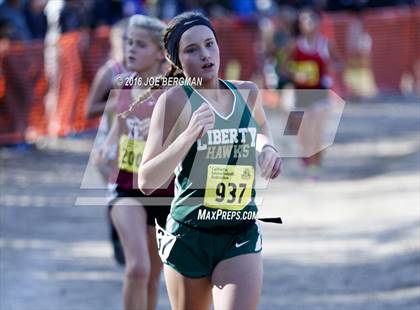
[289, 8, 341, 180]
[96, 15, 172, 310]
[137, 12, 282, 310]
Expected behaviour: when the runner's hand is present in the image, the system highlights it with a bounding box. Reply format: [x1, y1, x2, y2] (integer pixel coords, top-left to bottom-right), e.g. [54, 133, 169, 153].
[92, 144, 114, 165]
[92, 146, 107, 165]
[258, 146, 282, 179]
[185, 103, 215, 140]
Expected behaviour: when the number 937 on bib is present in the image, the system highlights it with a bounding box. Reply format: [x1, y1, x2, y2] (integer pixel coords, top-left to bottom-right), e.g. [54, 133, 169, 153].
[204, 164, 254, 211]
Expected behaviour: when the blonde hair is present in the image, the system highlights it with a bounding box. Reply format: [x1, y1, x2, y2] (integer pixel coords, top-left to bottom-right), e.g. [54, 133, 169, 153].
[118, 15, 169, 119]
[128, 15, 166, 50]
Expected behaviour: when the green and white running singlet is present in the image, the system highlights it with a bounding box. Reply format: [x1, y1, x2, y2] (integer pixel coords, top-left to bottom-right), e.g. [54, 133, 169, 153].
[156, 80, 262, 278]
[171, 79, 259, 228]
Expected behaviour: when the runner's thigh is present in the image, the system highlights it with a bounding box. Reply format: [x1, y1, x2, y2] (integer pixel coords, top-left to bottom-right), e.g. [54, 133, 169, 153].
[212, 253, 262, 310]
[111, 198, 149, 265]
[164, 265, 212, 310]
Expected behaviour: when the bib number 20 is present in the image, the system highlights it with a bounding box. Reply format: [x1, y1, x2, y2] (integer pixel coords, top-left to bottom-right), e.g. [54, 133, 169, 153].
[118, 135, 145, 173]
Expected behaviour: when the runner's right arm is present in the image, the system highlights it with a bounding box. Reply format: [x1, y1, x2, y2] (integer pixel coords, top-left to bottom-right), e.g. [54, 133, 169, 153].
[93, 120, 119, 164]
[86, 64, 115, 119]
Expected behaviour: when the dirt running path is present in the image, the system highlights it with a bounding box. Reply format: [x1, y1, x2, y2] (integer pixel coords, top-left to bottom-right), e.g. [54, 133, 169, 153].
[1, 100, 419, 309]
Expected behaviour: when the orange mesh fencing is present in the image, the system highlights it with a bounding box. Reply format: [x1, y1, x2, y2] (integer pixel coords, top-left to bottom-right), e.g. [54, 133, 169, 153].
[50, 29, 110, 137]
[362, 8, 416, 93]
[50, 32, 82, 136]
[213, 17, 261, 81]
[0, 41, 48, 145]
[321, 11, 348, 96]
[63, 28, 110, 135]
[0, 8, 418, 145]
[324, 8, 419, 96]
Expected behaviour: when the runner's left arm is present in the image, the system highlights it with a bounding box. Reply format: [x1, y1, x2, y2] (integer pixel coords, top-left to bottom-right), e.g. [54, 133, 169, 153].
[239, 81, 282, 179]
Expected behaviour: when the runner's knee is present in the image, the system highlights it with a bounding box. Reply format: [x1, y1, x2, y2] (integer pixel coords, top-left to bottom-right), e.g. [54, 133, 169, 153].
[126, 260, 151, 281]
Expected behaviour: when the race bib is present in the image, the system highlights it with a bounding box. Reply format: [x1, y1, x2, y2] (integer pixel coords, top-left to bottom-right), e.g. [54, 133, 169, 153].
[295, 60, 320, 86]
[118, 134, 145, 173]
[204, 164, 254, 211]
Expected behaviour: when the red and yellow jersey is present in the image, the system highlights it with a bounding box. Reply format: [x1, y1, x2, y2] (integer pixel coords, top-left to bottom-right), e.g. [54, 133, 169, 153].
[290, 36, 330, 89]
